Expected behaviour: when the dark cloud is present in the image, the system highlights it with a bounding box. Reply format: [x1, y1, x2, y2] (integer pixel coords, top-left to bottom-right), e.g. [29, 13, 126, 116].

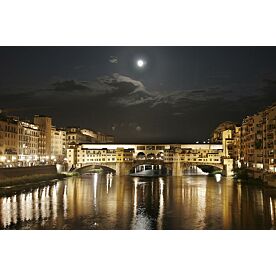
[52, 80, 89, 91]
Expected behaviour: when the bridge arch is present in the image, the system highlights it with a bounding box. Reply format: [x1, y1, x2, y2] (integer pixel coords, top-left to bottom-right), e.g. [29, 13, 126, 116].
[130, 160, 171, 176]
[75, 164, 116, 175]
[182, 163, 223, 174]
[195, 163, 223, 171]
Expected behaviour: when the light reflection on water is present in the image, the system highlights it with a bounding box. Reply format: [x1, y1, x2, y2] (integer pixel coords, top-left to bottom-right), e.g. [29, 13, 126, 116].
[0, 174, 276, 230]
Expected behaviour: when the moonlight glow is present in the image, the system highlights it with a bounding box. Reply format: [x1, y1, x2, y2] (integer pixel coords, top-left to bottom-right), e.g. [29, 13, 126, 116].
[137, 59, 145, 68]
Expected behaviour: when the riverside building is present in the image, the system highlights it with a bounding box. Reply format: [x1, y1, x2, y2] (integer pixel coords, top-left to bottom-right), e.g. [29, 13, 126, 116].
[18, 121, 40, 166]
[240, 104, 276, 173]
[0, 115, 19, 167]
[0, 111, 115, 168]
[51, 127, 66, 162]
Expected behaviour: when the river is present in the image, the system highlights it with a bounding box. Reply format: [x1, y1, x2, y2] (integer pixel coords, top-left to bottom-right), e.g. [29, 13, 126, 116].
[1, 173, 276, 229]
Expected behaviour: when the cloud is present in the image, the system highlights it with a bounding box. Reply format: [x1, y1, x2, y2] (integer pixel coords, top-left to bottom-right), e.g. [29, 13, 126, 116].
[2, 74, 276, 115]
[3, 74, 235, 108]
[101, 73, 148, 93]
[99, 73, 155, 106]
[52, 80, 89, 91]
[109, 56, 118, 64]
[46, 79, 236, 108]
[115, 86, 233, 108]
[111, 121, 142, 132]
[172, 112, 184, 116]
[0, 73, 149, 105]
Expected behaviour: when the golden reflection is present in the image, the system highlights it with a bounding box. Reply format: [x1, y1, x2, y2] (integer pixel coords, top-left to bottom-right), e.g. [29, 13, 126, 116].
[52, 185, 58, 221]
[196, 179, 207, 229]
[1, 197, 11, 228]
[34, 189, 39, 221]
[0, 175, 275, 229]
[157, 177, 164, 229]
[106, 176, 109, 194]
[25, 193, 32, 221]
[270, 197, 276, 227]
[41, 187, 46, 219]
[221, 178, 233, 229]
[93, 173, 98, 206]
[63, 184, 68, 218]
[131, 177, 152, 229]
[45, 186, 50, 218]
[132, 178, 138, 225]
[11, 195, 17, 224]
[20, 194, 26, 221]
[105, 174, 113, 194]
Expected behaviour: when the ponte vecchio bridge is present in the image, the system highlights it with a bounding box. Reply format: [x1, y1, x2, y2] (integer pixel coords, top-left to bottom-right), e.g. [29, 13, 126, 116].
[67, 143, 234, 176]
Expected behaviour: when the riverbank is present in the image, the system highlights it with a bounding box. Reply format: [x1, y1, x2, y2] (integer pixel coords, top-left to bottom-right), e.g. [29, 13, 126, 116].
[234, 167, 276, 187]
[0, 173, 77, 196]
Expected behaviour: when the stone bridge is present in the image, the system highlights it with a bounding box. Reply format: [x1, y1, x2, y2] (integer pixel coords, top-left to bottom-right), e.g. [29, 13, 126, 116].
[75, 160, 226, 176]
[70, 143, 233, 176]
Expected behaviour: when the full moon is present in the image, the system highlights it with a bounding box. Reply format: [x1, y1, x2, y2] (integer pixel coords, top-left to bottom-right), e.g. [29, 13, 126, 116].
[137, 59, 144, 67]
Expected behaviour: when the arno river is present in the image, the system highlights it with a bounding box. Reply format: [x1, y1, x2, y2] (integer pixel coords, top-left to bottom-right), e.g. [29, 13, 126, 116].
[1, 172, 276, 230]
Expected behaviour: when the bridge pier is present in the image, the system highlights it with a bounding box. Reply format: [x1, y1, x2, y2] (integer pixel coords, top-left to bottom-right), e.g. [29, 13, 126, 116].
[222, 158, 234, 176]
[172, 151, 183, 176]
[115, 162, 133, 176]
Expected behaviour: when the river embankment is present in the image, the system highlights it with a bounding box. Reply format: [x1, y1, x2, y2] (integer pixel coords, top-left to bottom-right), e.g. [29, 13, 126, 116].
[234, 167, 276, 187]
[0, 165, 76, 196]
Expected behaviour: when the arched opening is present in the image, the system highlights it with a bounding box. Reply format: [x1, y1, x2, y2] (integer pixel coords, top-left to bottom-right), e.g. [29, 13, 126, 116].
[76, 164, 116, 175]
[136, 152, 146, 160]
[197, 165, 222, 174]
[183, 165, 208, 175]
[129, 163, 170, 176]
[147, 153, 156, 160]
[156, 152, 164, 160]
[183, 164, 222, 176]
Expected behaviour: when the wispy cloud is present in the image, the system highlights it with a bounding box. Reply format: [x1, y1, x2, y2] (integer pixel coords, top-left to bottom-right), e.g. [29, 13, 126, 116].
[109, 56, 118, 64]
[1, 74, 276, 111]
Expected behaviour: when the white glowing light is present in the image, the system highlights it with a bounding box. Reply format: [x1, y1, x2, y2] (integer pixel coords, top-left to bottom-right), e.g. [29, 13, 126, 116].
[215, 173, 222, 182]
[137, 59, 144, 67]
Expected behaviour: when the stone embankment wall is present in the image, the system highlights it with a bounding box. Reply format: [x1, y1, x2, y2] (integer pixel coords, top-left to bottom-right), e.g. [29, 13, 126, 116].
[247, 169, 276, 187]
[0, 165, 57, 180]
[263, 173, 276, 188]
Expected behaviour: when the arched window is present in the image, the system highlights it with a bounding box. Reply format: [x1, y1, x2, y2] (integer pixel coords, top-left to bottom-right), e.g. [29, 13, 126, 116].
[147, 153, 156, 160]
[136, 152, 146, 160]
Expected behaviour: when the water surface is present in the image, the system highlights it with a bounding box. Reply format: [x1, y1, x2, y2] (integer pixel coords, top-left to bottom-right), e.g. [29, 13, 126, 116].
[1, 174, 276, 229]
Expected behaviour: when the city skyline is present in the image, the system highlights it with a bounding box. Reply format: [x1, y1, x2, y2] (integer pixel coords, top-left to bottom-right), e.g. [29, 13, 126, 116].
[1, 47, 276, 143]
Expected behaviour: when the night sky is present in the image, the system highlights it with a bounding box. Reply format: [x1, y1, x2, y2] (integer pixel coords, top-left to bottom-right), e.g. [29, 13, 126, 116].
[1, 46, 276, 143]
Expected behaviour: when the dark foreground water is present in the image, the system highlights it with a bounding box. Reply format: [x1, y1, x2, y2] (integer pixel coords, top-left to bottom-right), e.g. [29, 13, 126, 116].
[1, 173, 276, 229]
